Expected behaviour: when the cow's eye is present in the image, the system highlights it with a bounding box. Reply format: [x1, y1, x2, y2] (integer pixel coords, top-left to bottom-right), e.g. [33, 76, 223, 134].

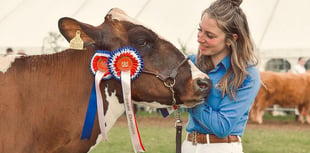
[136, 39, 148, 46]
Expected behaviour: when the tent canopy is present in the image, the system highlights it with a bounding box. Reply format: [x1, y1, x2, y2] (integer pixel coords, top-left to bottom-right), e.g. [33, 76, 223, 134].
[1, 0, 309, 55]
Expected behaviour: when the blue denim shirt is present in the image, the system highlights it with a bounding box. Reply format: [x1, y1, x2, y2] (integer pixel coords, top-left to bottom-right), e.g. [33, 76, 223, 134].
[186, 54, 261, 138]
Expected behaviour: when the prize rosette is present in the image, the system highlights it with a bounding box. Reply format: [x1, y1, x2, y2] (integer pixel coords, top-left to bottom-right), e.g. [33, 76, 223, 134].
[90, 50, 112, 80]
[108, 46, 144, 80]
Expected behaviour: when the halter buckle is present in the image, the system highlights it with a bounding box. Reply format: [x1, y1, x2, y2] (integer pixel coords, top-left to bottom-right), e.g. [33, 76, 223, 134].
[163, 79, 176, 88]
[175, 119, 182, 128]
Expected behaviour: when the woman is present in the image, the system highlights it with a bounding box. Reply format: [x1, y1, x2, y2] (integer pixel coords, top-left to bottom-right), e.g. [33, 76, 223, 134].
[182, 0, 261, 152]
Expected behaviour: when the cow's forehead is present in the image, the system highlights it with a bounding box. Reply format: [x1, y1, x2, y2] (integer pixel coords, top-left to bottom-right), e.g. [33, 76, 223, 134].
[109, 8, 142, 25]
[108, 8, 164, 39]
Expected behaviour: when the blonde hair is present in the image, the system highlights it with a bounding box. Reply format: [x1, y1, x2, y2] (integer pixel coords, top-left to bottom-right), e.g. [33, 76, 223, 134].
[196, 0, 258, 99]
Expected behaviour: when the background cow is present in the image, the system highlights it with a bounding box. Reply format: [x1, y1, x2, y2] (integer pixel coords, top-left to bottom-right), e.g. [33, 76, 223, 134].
[250, 71, 310, 124]
[0, 8, 211, 153]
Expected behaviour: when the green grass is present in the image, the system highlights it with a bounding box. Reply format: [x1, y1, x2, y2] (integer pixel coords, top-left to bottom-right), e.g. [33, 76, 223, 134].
[262, 112, 296, 122]
[90, 127, 310, 153]
[89, 112, 310, 153]
[243, 128, 310, 153]
[90, 126, 179, 153]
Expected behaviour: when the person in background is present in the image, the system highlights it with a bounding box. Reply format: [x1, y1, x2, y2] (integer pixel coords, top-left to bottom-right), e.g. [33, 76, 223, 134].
[5, 47, 14, 56]
[182, 0, 261, 152]
[291, 57, 307, 121]
[291, 57, 306, 73]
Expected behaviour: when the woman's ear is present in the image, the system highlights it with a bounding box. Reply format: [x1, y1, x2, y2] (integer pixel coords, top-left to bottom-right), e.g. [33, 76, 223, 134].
[226, 34, 238, 46]
[232, 34, 238, 41]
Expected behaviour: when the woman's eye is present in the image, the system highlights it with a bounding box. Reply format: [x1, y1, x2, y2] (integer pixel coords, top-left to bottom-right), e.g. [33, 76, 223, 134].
[206, 33, 215, 39]
[198, 28, 214, 39]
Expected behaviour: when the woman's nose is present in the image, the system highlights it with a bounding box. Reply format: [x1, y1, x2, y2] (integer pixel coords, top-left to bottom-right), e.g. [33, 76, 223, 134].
[197, 33, 205, 43]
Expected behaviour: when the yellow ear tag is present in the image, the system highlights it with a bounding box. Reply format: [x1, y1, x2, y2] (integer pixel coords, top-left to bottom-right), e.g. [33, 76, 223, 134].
[70, 30, 84, 50]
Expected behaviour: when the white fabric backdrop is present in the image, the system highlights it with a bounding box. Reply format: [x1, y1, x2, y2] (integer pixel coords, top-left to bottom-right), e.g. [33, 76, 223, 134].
[0, 0, 309, 55]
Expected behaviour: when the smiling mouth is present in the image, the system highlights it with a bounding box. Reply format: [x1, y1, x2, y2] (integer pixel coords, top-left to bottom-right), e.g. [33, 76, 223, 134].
[199, 45, 209, 50]
[199, 46, 206, 50]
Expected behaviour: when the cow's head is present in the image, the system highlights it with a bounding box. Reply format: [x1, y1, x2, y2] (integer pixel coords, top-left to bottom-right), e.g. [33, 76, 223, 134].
[58, 8, 211, 108]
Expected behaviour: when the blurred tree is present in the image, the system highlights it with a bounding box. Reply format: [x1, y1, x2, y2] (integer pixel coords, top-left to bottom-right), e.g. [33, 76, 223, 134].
[305, 59, 310, 70]
[41, 32, 65, 54]
[265, 58, 291, 72]
[178, 38, 188, 55]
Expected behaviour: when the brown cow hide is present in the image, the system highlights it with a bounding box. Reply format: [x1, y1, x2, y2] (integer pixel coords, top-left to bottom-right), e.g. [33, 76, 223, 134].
[0, 49, 101, 152]
[250, 71, 310, 124]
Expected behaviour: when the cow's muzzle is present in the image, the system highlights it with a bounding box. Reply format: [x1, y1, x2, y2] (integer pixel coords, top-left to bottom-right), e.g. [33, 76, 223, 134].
[195, 77, 212, 95]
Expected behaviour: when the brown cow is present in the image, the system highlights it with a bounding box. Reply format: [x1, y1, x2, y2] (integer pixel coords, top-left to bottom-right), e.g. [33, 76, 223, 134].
[0, 8, 211, 153]
[250, 71, 310, 124]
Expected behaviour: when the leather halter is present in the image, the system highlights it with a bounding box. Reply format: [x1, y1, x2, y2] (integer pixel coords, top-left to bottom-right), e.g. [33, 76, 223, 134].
[142, 57, 190, 106]
[142, 57, 189, 153]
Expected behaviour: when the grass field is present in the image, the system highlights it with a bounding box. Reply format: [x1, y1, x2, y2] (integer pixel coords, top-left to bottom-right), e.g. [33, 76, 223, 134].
[89, 112, 310, 153]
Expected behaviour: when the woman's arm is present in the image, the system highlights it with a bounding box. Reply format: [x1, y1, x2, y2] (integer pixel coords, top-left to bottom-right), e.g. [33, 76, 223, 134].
[188, 67, 261, 138]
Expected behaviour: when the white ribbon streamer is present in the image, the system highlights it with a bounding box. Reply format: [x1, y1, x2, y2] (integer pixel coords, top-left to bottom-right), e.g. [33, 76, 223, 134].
[121, 71, 145, 153]
[95, 71, 109, 141]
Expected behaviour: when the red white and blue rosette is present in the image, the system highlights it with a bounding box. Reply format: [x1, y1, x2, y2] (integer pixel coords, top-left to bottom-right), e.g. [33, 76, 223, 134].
[108, 46, 144, 80]
[90, 50, 112, 80]
[82, 50, 111, 140]
[108, 46, 145, 152]
[83, 47, 146, 151]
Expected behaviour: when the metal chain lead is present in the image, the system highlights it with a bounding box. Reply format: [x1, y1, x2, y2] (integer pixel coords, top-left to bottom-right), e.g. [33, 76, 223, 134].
[176, 108, 181, 120]
[163, 79, 183, 153]
[164, 79, 176, 106]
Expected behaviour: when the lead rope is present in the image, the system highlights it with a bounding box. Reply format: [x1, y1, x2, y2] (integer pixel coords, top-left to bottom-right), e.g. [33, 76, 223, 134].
[175, 108, 182, 153]
[163, 79, 182, 153]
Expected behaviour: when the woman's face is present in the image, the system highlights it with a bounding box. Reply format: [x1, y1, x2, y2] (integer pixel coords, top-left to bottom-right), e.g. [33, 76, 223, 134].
[197, 13, 230, 62]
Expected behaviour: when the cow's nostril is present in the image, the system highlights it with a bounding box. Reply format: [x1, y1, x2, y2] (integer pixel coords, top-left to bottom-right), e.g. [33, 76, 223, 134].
[196, 78, 211, 91]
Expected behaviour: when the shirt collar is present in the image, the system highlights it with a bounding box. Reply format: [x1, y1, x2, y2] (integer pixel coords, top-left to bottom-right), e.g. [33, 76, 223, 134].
[209, 55, 231, 73]
[221, 55, 231, 70]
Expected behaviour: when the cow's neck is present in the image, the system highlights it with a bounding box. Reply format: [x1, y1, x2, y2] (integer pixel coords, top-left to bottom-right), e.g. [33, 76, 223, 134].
[87, 83, 124, 153]
[102, 84, 125, 132]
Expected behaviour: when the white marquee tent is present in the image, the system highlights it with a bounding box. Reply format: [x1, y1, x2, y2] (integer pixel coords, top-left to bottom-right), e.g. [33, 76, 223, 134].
[0, 0, 310, 56]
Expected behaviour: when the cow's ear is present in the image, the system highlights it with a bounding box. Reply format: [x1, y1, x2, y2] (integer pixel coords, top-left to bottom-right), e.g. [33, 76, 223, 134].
[58, 17, 96, 47]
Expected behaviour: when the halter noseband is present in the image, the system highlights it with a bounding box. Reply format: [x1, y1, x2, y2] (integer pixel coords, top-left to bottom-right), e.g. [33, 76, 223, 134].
[142, 57, 190, 106]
